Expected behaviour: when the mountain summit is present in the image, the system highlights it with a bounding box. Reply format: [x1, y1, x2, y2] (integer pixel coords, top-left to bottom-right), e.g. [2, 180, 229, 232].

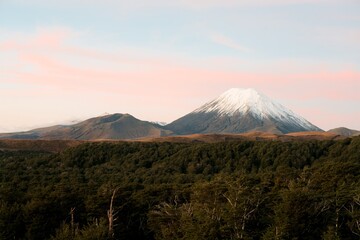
[166, 88, 322, 134]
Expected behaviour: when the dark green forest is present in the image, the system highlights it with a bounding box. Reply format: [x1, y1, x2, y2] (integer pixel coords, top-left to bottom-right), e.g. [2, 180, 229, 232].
[1, 138, 360, 239]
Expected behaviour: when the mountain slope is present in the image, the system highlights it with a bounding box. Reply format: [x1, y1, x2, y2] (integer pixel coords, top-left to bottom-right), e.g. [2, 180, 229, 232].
[327, 127, 360, 137]
[166, 88, 322, 134]
[0, 114, 173, 140]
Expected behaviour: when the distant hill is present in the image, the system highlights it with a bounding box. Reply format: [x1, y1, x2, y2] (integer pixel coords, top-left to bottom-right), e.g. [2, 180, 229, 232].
[327, 127, 360, 137]
[0, 113, 173, 140]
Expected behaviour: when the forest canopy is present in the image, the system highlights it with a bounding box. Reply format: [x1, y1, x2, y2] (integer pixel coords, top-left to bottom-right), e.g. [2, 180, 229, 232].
[1, 137, 360, 239]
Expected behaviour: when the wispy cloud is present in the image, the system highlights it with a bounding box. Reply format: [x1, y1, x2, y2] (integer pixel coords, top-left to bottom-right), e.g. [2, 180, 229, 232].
[210, 33, 251, 53]
[1, 27, 359, 130]
[2, 27, 359, 101]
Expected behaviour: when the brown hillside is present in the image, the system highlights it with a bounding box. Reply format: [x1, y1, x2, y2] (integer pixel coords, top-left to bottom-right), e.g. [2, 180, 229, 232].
[0, 139, 83, 152]
[138, 131, 346, 143]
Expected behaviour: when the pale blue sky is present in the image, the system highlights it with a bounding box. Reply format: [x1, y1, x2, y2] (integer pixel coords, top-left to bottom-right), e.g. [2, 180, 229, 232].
[1, 0, 359, 132]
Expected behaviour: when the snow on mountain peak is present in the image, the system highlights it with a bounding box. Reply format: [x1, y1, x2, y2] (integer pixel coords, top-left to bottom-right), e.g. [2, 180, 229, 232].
[218, 88, 264, 106]
[195, 88, 278, 116]
[194, 88, 316, 129]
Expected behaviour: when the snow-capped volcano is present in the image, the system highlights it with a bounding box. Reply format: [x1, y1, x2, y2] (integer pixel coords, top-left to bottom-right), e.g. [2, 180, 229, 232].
[195, 88, 290, 117]
[166, 88, 322, 134]
[194, 88, 316, 130]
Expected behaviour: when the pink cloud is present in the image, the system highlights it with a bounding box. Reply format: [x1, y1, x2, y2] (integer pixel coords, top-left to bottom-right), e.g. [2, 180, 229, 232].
[4, 28, 358, 101]
[4, 46, 360, 102]
[0, 27, 75, 50]
[30, 27, 73, 47]
[1, 27, 359, 129]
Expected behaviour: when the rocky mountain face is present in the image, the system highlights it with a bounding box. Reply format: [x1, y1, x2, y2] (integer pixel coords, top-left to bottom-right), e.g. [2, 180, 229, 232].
[166, 88, 322, 134]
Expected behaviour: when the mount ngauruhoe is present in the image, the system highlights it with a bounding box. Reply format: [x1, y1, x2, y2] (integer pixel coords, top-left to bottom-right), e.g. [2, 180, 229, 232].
[0, 88, 329, 140]
[166, 88, 322, 135]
